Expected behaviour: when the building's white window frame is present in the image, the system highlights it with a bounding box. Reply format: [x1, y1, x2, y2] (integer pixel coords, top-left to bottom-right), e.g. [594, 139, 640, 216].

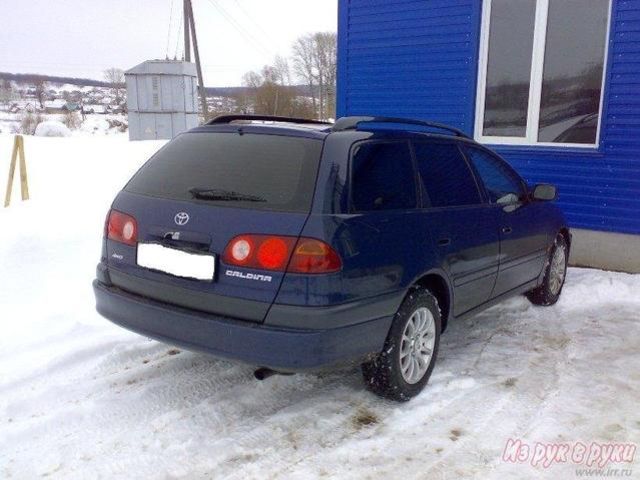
[474, 0, 612, 148]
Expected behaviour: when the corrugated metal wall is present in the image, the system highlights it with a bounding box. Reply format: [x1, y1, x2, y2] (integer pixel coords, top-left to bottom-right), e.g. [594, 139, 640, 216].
[338, 0, 640, 235]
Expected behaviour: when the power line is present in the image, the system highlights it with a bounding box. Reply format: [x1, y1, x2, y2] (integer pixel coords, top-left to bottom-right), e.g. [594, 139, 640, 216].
[174, 7, 184, 59]
[204, 0, 273, 57]
[165, 0, 175, 59]
[232, 0, 275, 47]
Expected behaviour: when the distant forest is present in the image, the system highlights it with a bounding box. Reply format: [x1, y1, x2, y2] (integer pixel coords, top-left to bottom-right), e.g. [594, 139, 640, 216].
[0, 72, 114, 88]
[0, 71, 313, 98]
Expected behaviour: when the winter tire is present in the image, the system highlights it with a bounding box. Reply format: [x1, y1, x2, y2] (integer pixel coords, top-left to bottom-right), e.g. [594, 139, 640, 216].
[362, 289, 441, 401]
[527, 234, 568, 306]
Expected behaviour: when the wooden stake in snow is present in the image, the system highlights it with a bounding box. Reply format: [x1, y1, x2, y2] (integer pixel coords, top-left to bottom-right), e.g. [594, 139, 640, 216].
[4, 135, 30, 208]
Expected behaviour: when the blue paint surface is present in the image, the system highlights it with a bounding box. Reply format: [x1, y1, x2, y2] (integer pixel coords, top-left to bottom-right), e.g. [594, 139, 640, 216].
[338, 0, 640, 235]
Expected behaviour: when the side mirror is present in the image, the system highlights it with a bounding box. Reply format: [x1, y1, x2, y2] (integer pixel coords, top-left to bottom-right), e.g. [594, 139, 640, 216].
[496, 193, 520, 206]
[532, 184, 557, 201]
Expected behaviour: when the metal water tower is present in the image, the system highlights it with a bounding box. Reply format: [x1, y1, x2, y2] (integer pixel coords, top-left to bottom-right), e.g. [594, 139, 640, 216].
[125, 60, 199, 140]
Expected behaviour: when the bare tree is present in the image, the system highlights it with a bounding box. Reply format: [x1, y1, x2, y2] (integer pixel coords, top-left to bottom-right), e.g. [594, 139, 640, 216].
[241, 62, 314, 119]
[0, 79, 15, 106]
[103, 68, 125, 103]
[17, 111, 44, 135]
[234, 32, 337, 120]
[233, 90, 254, 114]
[242, 71, 262, 90]
[292, 32, 337, 120]
[252, 67, 282, 115]
[292, 34, 319, 116]
[313, 32, 337, 120]
[238, 71, 261, 114]
[34, 79, 47, 109]
[273, 55, 292, 86]
[63, 110, 82, 130]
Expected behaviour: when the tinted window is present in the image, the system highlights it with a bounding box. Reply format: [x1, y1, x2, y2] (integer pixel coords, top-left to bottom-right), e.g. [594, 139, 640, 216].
[465, 147, 525, 203]
[538, 0, 609, 143]
[351, 141, 417, 212]
[125, 132, 323, 212]
[413, 142, 481, 208]
[480, 0, 610, 145]
[483, 0, 536, 138]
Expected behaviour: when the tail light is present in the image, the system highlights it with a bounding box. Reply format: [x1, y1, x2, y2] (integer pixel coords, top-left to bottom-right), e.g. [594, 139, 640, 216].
[106, 209, 138, 246]
[223, 235, 342, 274]
[288, 238, 342, 273]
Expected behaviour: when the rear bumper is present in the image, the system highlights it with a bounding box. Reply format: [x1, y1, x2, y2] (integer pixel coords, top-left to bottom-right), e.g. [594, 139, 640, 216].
[93, 279, 394, 371]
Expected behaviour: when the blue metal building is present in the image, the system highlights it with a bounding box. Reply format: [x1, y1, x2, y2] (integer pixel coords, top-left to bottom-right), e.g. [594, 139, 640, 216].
[337, 0, 640, 272]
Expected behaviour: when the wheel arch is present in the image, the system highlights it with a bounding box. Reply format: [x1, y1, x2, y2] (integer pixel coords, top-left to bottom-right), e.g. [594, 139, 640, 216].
[409, 269, 452, 333]
[558, 227, 572, 252]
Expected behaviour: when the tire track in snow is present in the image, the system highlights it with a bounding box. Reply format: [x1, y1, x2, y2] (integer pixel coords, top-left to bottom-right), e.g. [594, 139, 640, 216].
[2, 270, 640, 479]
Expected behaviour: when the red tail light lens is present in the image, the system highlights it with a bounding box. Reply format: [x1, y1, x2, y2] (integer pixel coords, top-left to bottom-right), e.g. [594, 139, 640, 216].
[257, 237, 290, 270]
[223, 235, 341, 274]
[224, 235, 296, 271]
[107, 210, 138, 246]
[289, 238, 342, 273]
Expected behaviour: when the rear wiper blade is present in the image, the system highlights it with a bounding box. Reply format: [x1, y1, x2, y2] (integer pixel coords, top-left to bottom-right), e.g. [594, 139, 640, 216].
[189, 188, 266, 203]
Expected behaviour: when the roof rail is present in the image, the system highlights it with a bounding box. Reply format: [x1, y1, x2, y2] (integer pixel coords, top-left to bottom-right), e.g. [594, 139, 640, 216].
[207, 114, 332, 126]
[331, 116, 470, 138]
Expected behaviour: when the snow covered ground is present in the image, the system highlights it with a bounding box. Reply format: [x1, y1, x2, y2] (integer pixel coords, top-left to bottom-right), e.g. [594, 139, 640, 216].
[0, 112, 127, 137]
[0, 135, 639, 479]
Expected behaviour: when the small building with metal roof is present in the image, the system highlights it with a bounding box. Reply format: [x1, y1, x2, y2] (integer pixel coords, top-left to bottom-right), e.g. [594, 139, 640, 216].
[125, 60, 199, 140]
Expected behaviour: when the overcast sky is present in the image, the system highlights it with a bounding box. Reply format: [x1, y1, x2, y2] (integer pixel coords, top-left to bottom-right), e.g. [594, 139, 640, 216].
[0, 0, 337, 86]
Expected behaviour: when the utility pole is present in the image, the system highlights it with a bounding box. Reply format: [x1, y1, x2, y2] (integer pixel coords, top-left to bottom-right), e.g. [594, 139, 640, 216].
[184, 0, 208, 119]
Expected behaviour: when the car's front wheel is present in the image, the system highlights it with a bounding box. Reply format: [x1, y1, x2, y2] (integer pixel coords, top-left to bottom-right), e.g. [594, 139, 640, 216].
[362, 289, 441, 401]
[527, 234, 568, 306]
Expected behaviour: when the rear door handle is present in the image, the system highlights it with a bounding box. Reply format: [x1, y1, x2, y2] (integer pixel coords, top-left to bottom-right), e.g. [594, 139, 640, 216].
[437, 238, 451, 246]
[502, 227, 513, 234]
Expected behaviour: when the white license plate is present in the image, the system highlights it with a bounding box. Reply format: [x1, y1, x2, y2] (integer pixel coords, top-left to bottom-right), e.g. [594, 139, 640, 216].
[137, 243, 215, 281]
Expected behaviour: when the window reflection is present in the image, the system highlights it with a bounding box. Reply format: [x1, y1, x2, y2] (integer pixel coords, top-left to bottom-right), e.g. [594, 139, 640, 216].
[483, 0, 536, 138]
[538, 0, 609, 143]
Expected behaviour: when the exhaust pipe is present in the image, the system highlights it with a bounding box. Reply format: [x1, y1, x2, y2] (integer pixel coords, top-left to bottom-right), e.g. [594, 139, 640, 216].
[253, 368, 294, 381]
[254, 367, 278, 380]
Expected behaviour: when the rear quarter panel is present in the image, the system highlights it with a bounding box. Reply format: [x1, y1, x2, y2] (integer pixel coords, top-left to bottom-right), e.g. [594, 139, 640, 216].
[274, 212, 434, 307]
[273, 132, 444, 309]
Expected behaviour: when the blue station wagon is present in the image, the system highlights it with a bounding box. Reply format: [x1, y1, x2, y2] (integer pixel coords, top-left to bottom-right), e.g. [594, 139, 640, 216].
[93, 115, 570, 401]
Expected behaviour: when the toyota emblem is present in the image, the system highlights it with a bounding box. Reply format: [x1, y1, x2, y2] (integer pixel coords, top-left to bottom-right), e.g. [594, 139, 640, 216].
[174, 212, 190, 226]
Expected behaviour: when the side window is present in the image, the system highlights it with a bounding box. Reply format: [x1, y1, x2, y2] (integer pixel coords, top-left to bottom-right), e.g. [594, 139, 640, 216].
[413, 142, 481, 208]
[351, 141, 417, 212]
[465, 147, 525, 204]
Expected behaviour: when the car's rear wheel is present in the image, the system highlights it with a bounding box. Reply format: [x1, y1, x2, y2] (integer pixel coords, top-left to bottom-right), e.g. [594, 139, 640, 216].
[527, 234, 568, 306]
[362, 289, 441, 401]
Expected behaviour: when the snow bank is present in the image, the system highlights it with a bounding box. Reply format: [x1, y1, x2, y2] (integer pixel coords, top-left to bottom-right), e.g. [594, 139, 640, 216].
[34, 120, 71, 137]
[0, 136, 639, 479]
[1, 113, 128, 138]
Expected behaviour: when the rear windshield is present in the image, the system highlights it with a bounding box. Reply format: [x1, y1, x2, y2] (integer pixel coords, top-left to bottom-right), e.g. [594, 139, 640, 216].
[125, 132, 323, 212]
